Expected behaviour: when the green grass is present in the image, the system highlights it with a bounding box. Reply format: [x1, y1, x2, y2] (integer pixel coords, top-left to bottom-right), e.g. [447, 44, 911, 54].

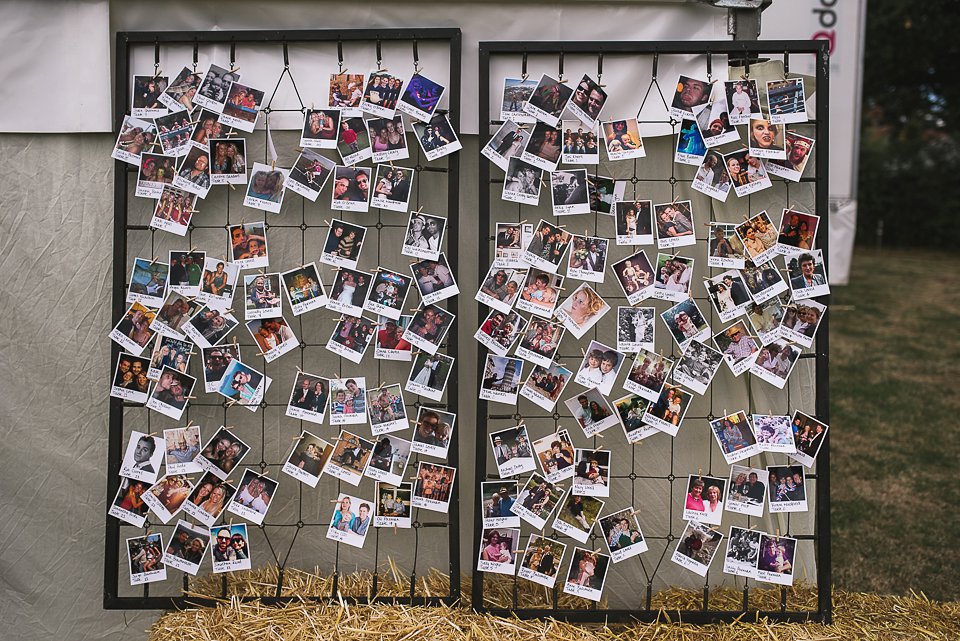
[830, 248, 960, 601]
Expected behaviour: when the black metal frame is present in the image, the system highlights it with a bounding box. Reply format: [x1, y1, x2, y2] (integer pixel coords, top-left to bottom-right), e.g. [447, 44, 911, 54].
[474, 40, 830, 624]
[106, 28, 462, 610]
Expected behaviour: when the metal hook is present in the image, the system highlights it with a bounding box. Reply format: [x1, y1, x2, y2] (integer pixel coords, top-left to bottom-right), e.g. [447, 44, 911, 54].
[337, 37, 344, 73]
[597, 51, 604, 83]
[743, 46, 751, 78]
[413, 38, 420, 74]
[154, 40, 160, 72]
[558, 51, 564, 81]
[376, 38, 383, 70]
[282, 41, 289, 69]
[652, 52, 659, 80]
[521, 51, 528, 80]
[192, 40, 198, 72]
[230, 41, 236, 70]
[706, 51, 713, 81]
[783, 50, 790, 78]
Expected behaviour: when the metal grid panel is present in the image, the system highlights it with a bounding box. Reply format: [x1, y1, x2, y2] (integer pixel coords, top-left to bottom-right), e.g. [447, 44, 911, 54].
[474, 40, 830, 624]
[105, 28, 462, 610]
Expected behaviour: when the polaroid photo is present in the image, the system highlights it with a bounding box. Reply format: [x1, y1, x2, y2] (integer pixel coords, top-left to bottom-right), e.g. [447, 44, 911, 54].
[324, 431, 375, 486]
[614, 200, 653, 246]
[502, 156, 542, 206]
[480, 355, 524, 405]
[196, 257, 238, 310]
[622, 348, 673, 402]
[512, 473, 563, 530]
[228, 222, 268, 270]
[566, 389, 619, 438]
[412, 462, 456, 513]
[371, 165, 414, 212]
[737, 211, 781, 266]
[328, 268, 373, 316]
[651, 253, 694, 303]
[787, 250, 830, 300]
[554, 490, 604, 544]
[517, 353, 571, 407]
[482, 480, 521, 528]
[643, 383, 692, 437]
[554, 283, 610, 340]
[325, 315, 376, 364]
[405, 352, 454, 401]
[522, 73, 573, 127]
[713, 320, 761, 376]
[531, 429, 575, 484]
[109, 477, 150, 527]
[521, 121, 562, 172]
[246, 316, 297, 362]
[360, 70, 405, 118]
[161, 519, 211, 575]
[218, 81, 264, 132]
[182, 306, 238, 349]
[285, 149, 337, 202]
[410, 406, 455, 459]
[477, 527, 521, 575]
[154, 111, 194, 157]
[767, 465, 808, 513]
[200, 344, 240, 393]
[396, 71, 445, 122]
[216, 359, 270, 411]
[516, 268, 562, 318]
[365, 433, 412, 485]
[590, 175, 627, 215]
[675, 117, 707, 166]
[704, 270, 752, 323]
[299, 108, 341, 149]
[111, 353, 152, 403]
[562, 547, 611, 602]
[136, 152, 176, 198]
[489, 424, 537, 478]
[710, 411, 761, 464]
[150, 186, 196, 236]
[750, 339, 802, 389]
[767, 78, 808, 125]
[682, 474, 727, 524]
[404, 304, 455, 356]
[523, 220, 572, 273]
[746, 292, 788, 345]
[363, 269, 413, 321]
[410, 253, 459, 305]
[278, 263, 325, 316]
[614, 394, 658, 443]
[776, 209, 820, 256]
[329, 72, 365, 117]
[113, 115, 158, 165]
[193, 63, 240, 113]
[661, 298, 711, 351]
[751, 413, 796, 454]
[177, 472, 234, 525]
[162, 425, 202, 475]
[328, 378, 368, 426]
[127, 533, 167, 585]
[320, 219, 366, 269]
[616, 307, 655, 353]
[158, 66, 201, 113]
[742, 260, 789, 304]
[724, 526, 761, 578]
[599, 508, 648, 563]
[550, 169, 590, 216]
[366, 384, 409, 436]
[601, 118, 645, 161]
[781, 299, 826, 349]
[367, 115, 409, 163]
[242, 274, 282, 320]
[789, 410, 829, 467]
[767, 132, 816, 182]
[500, 77, 538, 123]
[119, 431, 165, 484]
[572, 449, 610, 498]
[691, 150, 732, 202]
[146, 335, 192, 381]
[476, 266, 524, 314]
[567, 74, 607, 127]
[561, 120, 600, 165]
[725, 464, 769, 518]
[285, 373, 329, 425]
[376, 315, 414, 361]
[708, 222, 747, 269]
[476, 309, 527, 357]
[225, 469, 278, 526]
[142, 474, 195, 524]
[146, 367, 196, 420]
[747, 116, 786, 159]
[693, 97, 739, 148]
[195, 426, 250, 481]
[673, 340, 723, 395]
[131, 75, 168, 117]
[565, 236, 607, 285]
[211, 523, 252, 573]
[670, 74, 712, 120]
[243, 162, 289, 213]
[757, 534, 798, 585]
[335, 116, 373, 166]
[190, 109, 226, 152]
[512, 318, 560, 367]
[518, 535, 567, 588]
[725, 79, 761, 125]
[412, 113, 462, 161]
[573, 340, 625, 397]
[725, 148, 772, 198]
[482, 119, 531, 171]
[654, 200, 696, 249]
[375, 482, 413, 529]
[401, 211, 446, 262]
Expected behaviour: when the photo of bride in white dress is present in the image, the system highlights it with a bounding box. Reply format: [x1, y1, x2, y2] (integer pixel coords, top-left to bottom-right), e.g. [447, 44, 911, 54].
[328, 268, 371, 315]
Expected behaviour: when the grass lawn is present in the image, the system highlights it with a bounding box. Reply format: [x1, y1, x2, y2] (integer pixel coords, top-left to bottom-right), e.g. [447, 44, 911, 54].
[831, 248, 960, 601]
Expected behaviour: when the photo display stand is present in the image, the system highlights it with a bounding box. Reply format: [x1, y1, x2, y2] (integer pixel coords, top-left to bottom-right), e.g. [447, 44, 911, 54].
[106, 28, 462, 609]
[474, 40, 830, 623]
